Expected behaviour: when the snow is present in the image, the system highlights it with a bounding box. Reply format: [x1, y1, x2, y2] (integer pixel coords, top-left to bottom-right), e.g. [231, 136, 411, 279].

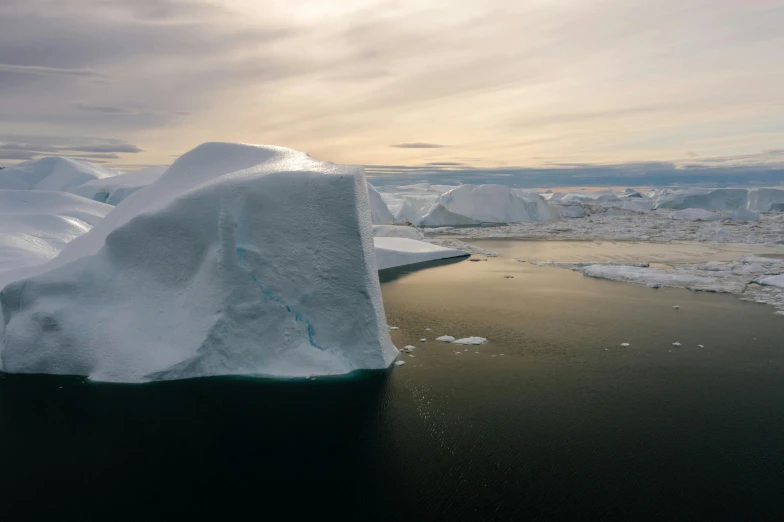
[0, 142, 397, 382]
[452, 337, 487, 345]
[69, 166, 167, 205]
[0, 190, 112, 279]
[367, 183, 395, 224]
[0, 157, 118, 192]
[436, 335, 455, 342]
[374, 237, 468, 270]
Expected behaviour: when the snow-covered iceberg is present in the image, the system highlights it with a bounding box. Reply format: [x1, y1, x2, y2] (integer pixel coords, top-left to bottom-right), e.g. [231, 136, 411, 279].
[0, 143, 397, 382]
[374, 237, 468, 270]
[69, 166, 167, 205]
[0, 157, 118, 192]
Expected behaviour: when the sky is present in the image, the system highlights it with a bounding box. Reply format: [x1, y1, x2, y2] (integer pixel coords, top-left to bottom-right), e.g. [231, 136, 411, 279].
[1, 0, 783, 185]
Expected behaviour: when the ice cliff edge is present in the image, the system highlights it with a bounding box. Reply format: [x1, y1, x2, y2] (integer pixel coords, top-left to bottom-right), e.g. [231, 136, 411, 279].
[0, 143, 398, 382]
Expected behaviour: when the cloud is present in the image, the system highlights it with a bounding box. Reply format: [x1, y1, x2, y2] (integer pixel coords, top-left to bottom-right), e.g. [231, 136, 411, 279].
[0, 63, 104, 77]
[74, 103, 135, 114]
[390, 143, 448, 149]
[0, 134, 143, 162]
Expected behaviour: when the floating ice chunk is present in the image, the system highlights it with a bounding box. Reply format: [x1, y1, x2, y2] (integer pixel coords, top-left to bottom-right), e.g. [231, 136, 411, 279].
[673, 305, 680, 309]
[425, 328, 432, 331]
[672, 342, 681, 347]
[389, 326, 399, 330]
[620, 343, 630, 347]
[374, 237, 468, 270]
[419, 338, 427, 342]
[436, 335, 455, 342]
[453, 337, 487, 345]
[401, 345, 415, 353]
[758, 275, 784, 288]
[698, 344, 705, 348]
[394, 360, 406, 366]
[504, 275, 514, 279]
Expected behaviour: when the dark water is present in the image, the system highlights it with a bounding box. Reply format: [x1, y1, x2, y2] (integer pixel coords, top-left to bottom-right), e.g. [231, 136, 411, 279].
[3, 241, 784, 521]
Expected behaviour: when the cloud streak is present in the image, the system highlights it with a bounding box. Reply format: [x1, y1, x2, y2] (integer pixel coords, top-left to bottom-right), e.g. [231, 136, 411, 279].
[0, 63, 104, 77]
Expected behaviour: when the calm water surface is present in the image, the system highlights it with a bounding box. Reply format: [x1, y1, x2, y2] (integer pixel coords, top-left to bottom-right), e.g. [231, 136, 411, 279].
[2, 240, 784, 521]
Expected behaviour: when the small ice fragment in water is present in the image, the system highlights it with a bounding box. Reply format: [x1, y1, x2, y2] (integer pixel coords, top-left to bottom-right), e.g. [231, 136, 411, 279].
[469, 259, 482, 262]
[504, 275, 514, 279]
[455, 352, 461, 355]
[425, 328, 432, 331]
[620, 343, 630, 347]
[698, 344, 705, 348]
[401, 345, 415, 353]
[394, 360, 406, 366]
[419, 338, 427, 342]
[672, 306, 680, 310]
[409, 355, 415, 358]
[672, 342, 681, 347]
[436, 335, 455, 342]
[453, 337, 487, 345]
[389, 326, 399, 330]
[491, 355, 496, 357]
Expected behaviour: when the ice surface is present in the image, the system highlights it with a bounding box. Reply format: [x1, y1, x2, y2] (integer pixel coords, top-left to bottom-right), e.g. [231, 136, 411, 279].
[374, 237, 468, 270]
[0, 143, 397, 382]
[0, 157, 117, 192]
[0, 190, 112, 279]
[69, 166, 167, 205]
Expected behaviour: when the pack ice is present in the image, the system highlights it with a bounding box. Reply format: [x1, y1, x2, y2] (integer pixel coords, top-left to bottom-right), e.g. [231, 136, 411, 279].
[0, 143, 397, 382]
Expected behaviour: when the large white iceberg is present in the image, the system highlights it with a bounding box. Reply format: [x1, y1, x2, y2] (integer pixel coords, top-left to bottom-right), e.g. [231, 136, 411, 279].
[0, 143, 397, 382]
[0, 157, 117, 192]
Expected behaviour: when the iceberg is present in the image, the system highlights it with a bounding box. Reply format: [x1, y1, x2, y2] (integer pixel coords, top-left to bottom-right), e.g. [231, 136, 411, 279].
[0, 143, 397, 382]
[747, 188, 784, 212]
[653, 188, 748, 211]
[438, 184, 556, 223]
[69, 166, 167, 205]
[367, 184, 395, 224]
[374, 237, 468, 270]
[0, 156, 118, 192]
[418, 203, 481, 227]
